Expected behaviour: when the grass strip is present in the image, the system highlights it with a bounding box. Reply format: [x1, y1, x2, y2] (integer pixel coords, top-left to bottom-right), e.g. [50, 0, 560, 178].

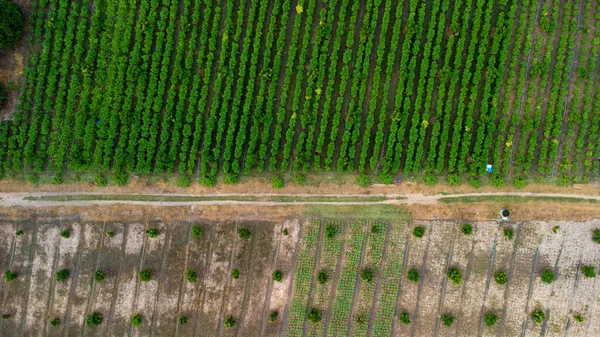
[23, 195, 388, 203]
[438, 195, 600, 204]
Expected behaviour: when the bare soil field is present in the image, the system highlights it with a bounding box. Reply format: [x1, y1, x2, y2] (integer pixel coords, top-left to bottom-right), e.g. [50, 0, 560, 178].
[0, 205, 599, 336]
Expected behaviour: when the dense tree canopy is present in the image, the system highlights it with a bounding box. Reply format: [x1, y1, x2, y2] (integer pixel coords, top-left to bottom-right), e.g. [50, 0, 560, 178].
[0, 0, 24, 49]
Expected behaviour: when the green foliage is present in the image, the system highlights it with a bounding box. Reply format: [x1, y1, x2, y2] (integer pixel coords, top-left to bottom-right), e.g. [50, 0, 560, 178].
[317, 270, 329, 284]
[50, 317, 61, 327]
[186, 269, 197, 283]
[0, 0, 24, 49]
[593, 229, 600, 244]
[131, 313, 143, 327]
[271, 175, 284, 188]
[407, 268, 420, 282]
[223, 174, 239, 185]
[60, 229, 70, 239]
[468, 177, 481, 188]
[86, 312, 102, 327]
[178, 174, 192, 188]
[307, 308, 322, 324]
[503, 228, 513, 240]
[491, 174, 505, 187]
[231, 268, 240, 279]
[139, 269, 151, 282]
[460, 224, 473, 236]
[413, 226, 425, 238]
[357, 173, 371, 187]
[495, 271, 507, 285]
[399, 312, 410, 324]
[441, 314, 454, 326]
[552, 226, 560, 234]
[0, 82, 6, 110]
[4, 270, 17, 282]
[2, 314, 10, 319]
[485, 312, 498, 326]
[424, 172, 437, 186]
[238, 228, 251, 239]
[574, 314, 584, 322]
[51, 174, 63, 184]
[191, 225, 203, 239]
[94, 173, 107, 187]
[295, 174, 306, 185]
[26, 174, 39, 185]
[106, 231, 115, 238]
[145, 228, 159, 238]
[541, 269, 554, 284]
[581, 265, 596, 278]
[512, 176, 527, 189]
[272, 270, 283, 282]
[325, 224, 338, 238]
[112, 172, 128, 185]
[179, 315, 188, 325]
[378, 172, 394, 185]
[446, 267, 462, 285]
[447, 173, 460, 186]
[15, 230, 23, 236]
[224, 315, 235, 328]
[94, 270, 105, 282]
[360, 268, 374, 282]
[531, 309, 545, 324]
[269, 311, 278, 322]
[371, 223, 385, 234]
[282, 228, 289, 236]
[355, 315, 366, 325]
[55, 269, 70, 281]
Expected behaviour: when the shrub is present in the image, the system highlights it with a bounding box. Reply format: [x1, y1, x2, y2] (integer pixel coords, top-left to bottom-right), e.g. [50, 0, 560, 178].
[231, 268, 240, 279]
[460, 224, 473, 236]
[485, 312, 498, 326]
[60, 229, 70, 239]
[541, 269, 554, 284]
[271, 175, 284, 188]
[0, 0, 24, 49]
[145, 228, 159, 238]
[307, 308, 321, 324]
[55, 269, 70, 281]
[413, 226, 425, 238]
[139, 270, 151, 282]
[399, 312, 410, 324]
[503, 228, 513, 240]
[513, 176, 527, 189]
[51, 175, 63, 184]
[371, 223, 385, 234]
[378, 172, 394, 185]
[50, 317, 60, 327]
[593, 229, 600, 244]
[469, 177, 481, 188]
[295, 174, 306, 185]
[26, 174, 39, 185]
[94, 270, 105, 282]
[191, 225, 203, 239]
[491, 174, 505, 187]
[424, 172, 437, 185]
[106, 231, 115, 238]
[581, 265, 596, 278]
[131, 313, 143, 326]
[357, 174, 371, 187]
[574, 314, 584, 322]
[224, 315, 235, 328]
[441, 314, 454, 326]
[355, 315, 366, 325]
[272, 270, 283, 282]
[325, 225, 337, 238]
[495, 271, 507, 285]
[112, 172, 128, 185]
[282, 228, 289, 236]
[223, 174, 239, 185]
[15, 230, 23, 236]
[238, 228, 251, 239]
[2, 314, 10, 319]
[86, 312, 102, 327]
[0, 82, 6, 110]
[446, 268, 462, 285]
[94, 173, 107, 187]
[407, 268, 420, 283]
[552, 226, 560, 234]
[531, 309, 545, 324]
[4, 270, 17, 282]
[186, 270, 197, 283]
[179, 315, 188, 325]
[317, 270, 329, 284]
[269, 311, 278, 322]
[200, 175, 215, 187]
[178, 174, 192, 188]
[447, 173, 460, 186]
[360, 268, 374, 282]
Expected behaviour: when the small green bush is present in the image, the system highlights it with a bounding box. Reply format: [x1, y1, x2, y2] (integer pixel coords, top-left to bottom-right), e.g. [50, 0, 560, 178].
[269, 311, 278, 322]
[593, 229, 600, 244]
[325, 225, 337, 238]
[131, 313, 143, 327]
[469, 177, 481, 188]
[413, 226, 425, 238]
[424, 172, 437, 186]
[191, 225, 203, 239]
[399, 312, 410, 324]
[307, 308, 322, 324]
[15, 230, 23, 236]
[407, 268, 420, 283]
[551, 226, 560, 234]
[272, 270, 283, 282]
[503, 228, 513, 240]
[495, 271, 507, 285]
[360, 268, 374, 282]
[200, 175, 215, 187]
[223, 174, 239, 185]
[4, 270, 17, 282]
[446, 268, 462, 285]
[295, 174, 306, 185]
[86, 312, 103, 327]
[186, 269, 197, 283]
[26, 174, 39, 185]
[441, 314, 454, 326]
[112, 172, 128, 186]
[355, 315, 366, 325]
[485, 312, 498, 327]
[541, 269, 555, 284]
[531, 309, 545, 324]
[513, 176, 527, 189]
[94, 270, 105, 282]
[357, 174, 371, 187]
[0, 82, 6, 110]
[178, 174, 192, 188]
[231, 268, 240, 279]
[224, 315, 236, 327]
[55, 269, 70, 282]
[317, 270, 329, 284]
[271, 175, 284, 188]
[145, 228, 159, 238]
[106, 231, 115, 238]
[282, 228, 289, 236]
[139, 270, 152, 282]
[491, 174, 505, 187]
[460, 224, 473, 236]
[447, 174, 460, 186]
[51, 175, 63, 184]
[581, 265, 596, 278]
[50, 317, 61, 327]
[238, 228, 251, 239]
[0, 0, 24, 50]
[94, 173, 107, 187]
[2, 314, 10, 319]
[371, 223, 385, 234]
[60, 229, 70, 239]
[378, 172, 394, 185]
[179, 315, 188, 325]
[574, 314, 584, 322]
